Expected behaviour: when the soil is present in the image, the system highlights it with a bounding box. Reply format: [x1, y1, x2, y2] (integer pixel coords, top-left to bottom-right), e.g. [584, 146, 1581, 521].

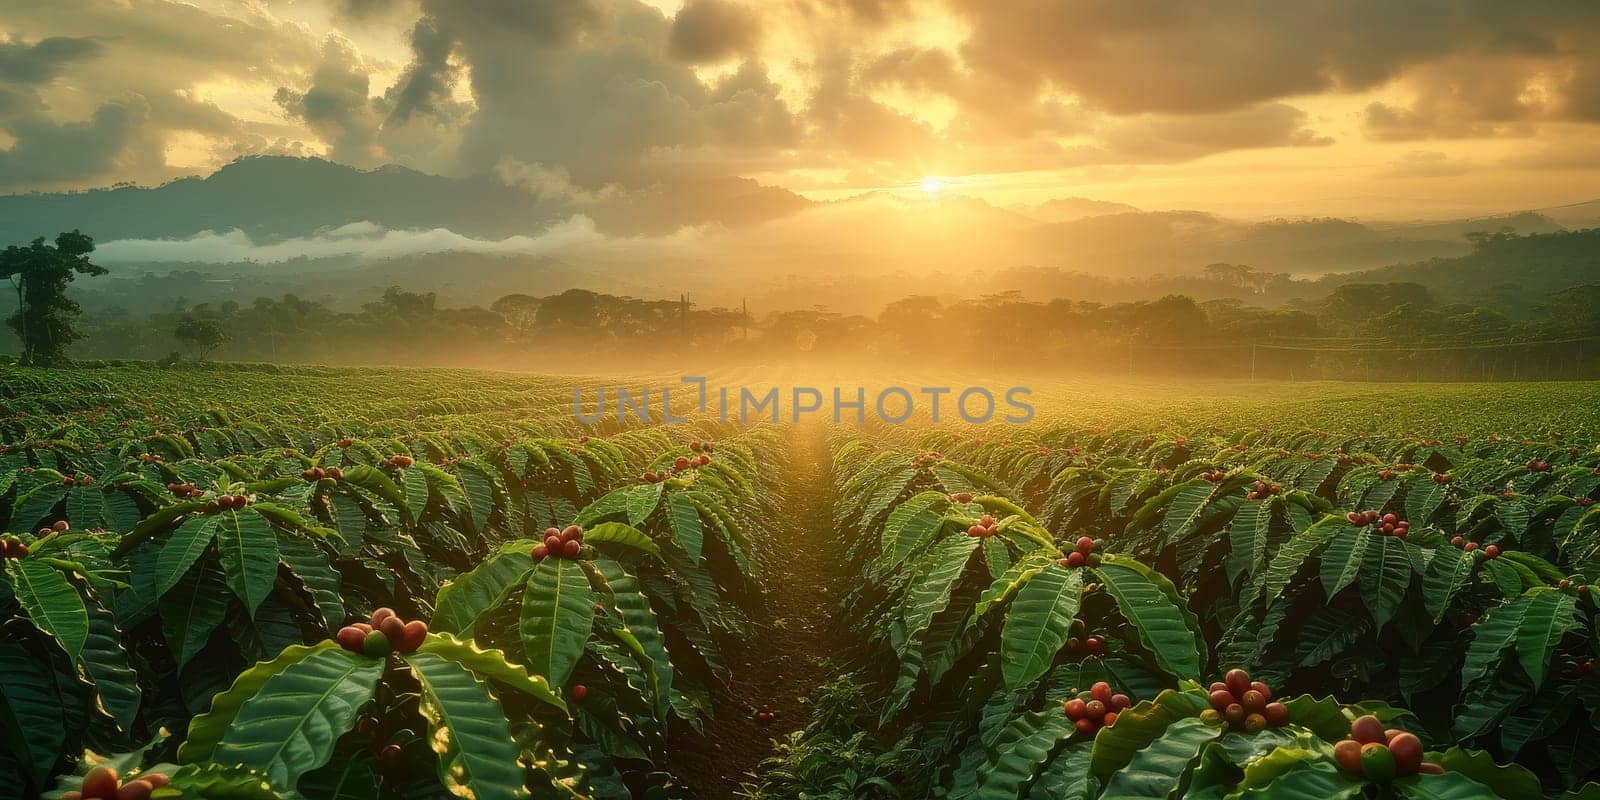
[666, 423, 855, 798]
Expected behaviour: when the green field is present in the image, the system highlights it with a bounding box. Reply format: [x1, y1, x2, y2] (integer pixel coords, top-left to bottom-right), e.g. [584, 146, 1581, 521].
[4, 365, 1600, 799]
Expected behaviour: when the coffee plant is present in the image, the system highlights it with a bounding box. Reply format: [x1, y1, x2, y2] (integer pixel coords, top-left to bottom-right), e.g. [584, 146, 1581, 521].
[6, 364, 1600, 798]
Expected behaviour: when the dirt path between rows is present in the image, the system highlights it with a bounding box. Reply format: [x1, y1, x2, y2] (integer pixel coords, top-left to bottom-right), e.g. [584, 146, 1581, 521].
[667, 423, 851, 798]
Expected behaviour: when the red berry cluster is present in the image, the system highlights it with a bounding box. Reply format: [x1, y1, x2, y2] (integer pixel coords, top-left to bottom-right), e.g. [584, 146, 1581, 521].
[1573, 658, 1595, 675]
[138, 452, 165, 465]
[1063, 682, 1129, 735]
[534, 525, 587, 559]
[1430, 472, 1451, 484]
[1246, 480, 1280, 500]
[1447, 536, 1500, 558]
[1200, 669, 1287, 732]
[336, 608, 428, 657]
[66, 766, 170, 800]
[1199, 469, 1228, 483]
[337, 437, 355, 448]
[949, 492, 974, 503]
[211, 494, 248, 511]
[165, 481, 204, 498]
[381, 454, 415, 468]
[1526, 458, 1551, 472]
[689, 440, 715, 453]
[966, 513, 998, 538]
[1558, 579, 1593, 593]
[1066, 630, 1107, 658]
[1578, 498, 1594, 507]
[1346, 510, 1409, 538]
[909, 451, 942, 469]
[301, 466, 344, 481]
[61, 474, 93, 486]
[1056, 536, 1101, 568]
[1333, 716, 1439, 779]
[0, 535, 30, 558]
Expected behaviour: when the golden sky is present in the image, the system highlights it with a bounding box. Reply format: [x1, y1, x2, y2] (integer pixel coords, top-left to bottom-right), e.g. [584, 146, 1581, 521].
[1, 0, 1598, 220]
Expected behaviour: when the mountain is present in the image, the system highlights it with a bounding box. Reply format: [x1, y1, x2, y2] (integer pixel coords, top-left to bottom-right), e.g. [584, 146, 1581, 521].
[0, 156, 812, 244]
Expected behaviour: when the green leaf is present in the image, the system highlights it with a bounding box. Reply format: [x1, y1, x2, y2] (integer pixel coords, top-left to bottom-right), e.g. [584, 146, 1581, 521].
[216, 508, 279, 617]
[1231, 759, 1362, 800]
[6, 557, 88, 659]
[432, 545, 535, 638]
[178, 642, 329, 763]
[1422, 546, 1474, 623]
[1097, 716, 1220, 800]
[0, 642, 66, 786]
[1459, 596, 1529, 690]
[1090, 689, 1210, 778]
[1515, 588, 1578, 690]
[1001, 565, 1084, 688]
[1094, 555, 1202, 680]
[1394, 772, 1503, 800]
[664, 492, 703, 563]
[590, 559, 671, 717]
[975, 711, 1076, 800]
[583, 521, 661, 559]
[160, 557, 230, 669]
[1225, 498, 1273, 585]
[209, 644, 384, 791]
[1406, 480, 1447, 525]
[157, 516, 218, 597]
[80, 599, 140, 730]
[458, 462, 497, 533]
[414, 632, 566, 713]
[520, 557, 596, 687]
[1359, 534, 1412, 627]
[624, 483, 662, 526]
[1428, 747, 1543, 798]
[1026, 742, 1095, 800]
[1319, 529, 1370, 600]
[405, 650, 530, 800]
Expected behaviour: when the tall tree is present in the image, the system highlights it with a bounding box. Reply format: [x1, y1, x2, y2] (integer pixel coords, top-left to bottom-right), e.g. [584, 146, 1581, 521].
[174, 317, 230, 360]
[1, 231, 105, 366]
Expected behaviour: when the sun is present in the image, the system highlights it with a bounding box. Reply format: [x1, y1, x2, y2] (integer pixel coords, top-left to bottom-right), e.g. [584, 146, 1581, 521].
[919, 176, 945, 194]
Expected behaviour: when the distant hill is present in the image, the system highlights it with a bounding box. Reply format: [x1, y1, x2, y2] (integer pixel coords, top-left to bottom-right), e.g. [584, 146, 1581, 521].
[1316, 228, 1600, 304]
[0, 156, 812, 243]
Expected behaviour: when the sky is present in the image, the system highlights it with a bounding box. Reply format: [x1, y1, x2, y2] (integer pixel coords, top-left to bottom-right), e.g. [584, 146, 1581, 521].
[2, 0, 1600, 221]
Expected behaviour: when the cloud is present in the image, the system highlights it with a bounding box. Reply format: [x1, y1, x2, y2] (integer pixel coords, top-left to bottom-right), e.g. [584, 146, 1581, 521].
[1099, 103, 1332, 161]
[95, 216, 606, 263]
[0, 95, 159, 188]
[275, 37, 387, 168]
[948, 0, 1600, 120]
[0, 35, 103, 84]
[668, 0, 762, 63]
[1382, 150, 1473, 178]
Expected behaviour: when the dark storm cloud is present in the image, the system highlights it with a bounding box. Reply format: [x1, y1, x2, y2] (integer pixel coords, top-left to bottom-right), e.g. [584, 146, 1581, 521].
[403, 0, 800, 183]
[0, 35, 102, 84]
[275, 39, 386, 167]
[1100, 103, 1333, 161]
[0, 95, 156, 187]
[668, 0, 762, 63]
[0, 0, 324, 188]
[947, 0, 1600, 119]
[385, 16, 457, 126]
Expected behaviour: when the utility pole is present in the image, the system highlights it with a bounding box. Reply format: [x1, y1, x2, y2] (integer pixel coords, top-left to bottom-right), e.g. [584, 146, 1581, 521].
[741, 298, 749, 340]
[1250, 343, 1258, 381]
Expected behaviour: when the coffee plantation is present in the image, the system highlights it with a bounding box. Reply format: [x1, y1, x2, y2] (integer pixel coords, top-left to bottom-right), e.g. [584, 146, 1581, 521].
[5, 364, 1600, 798]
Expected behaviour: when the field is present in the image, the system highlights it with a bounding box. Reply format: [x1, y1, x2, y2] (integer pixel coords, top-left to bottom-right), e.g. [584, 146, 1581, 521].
[5, 364, 1600, 799]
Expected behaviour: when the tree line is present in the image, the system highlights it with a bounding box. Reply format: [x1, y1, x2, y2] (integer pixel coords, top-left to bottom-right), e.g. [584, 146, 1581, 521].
[4, 231, 1599, 380]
